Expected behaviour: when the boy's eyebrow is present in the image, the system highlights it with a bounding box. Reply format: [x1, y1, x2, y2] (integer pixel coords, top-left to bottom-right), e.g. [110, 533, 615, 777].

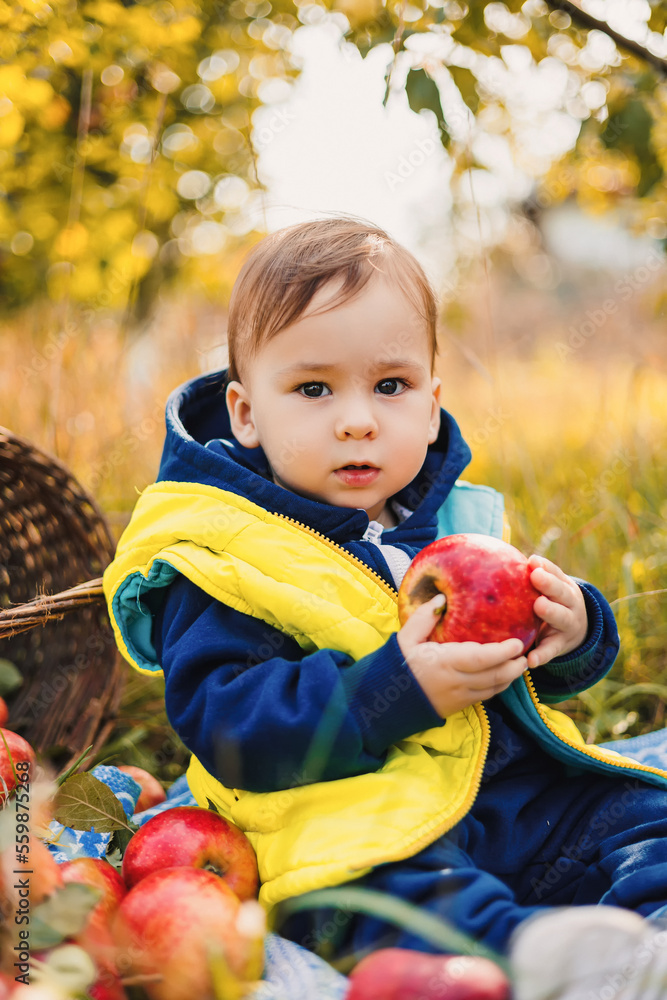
[276, 359, 426, 377]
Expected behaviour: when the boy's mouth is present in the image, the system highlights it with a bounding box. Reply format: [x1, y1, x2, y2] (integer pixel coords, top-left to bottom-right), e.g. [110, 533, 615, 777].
[335, 464, 380, 485]
[340, 464, 377, 470]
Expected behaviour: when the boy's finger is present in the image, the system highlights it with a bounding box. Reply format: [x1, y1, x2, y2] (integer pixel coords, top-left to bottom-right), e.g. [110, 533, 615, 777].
[528, 554, 570, 582]
[530, 567, 575, 606]
[468, 655, 528, 694]
[534, 595, 571, 632]
[527, 635, 566, 669]
[399, 594, 446, 644]
[452, 638, 525, 672]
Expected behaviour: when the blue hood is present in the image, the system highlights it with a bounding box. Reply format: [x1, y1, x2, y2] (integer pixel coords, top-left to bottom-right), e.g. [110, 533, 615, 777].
[157, 368, 472, 550]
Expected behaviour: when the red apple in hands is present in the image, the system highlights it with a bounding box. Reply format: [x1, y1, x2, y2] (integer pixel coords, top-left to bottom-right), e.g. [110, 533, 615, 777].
[112, 867, 263, 1000]
[398, 534, 540, 652]
[117, 765, 166, 812]
[121, 806, 259, 900]
[346, 949, 511, 1000]
[0, 728, 35, 806]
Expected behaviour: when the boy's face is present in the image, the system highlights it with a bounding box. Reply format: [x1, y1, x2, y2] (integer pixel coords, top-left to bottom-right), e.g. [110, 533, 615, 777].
[226, 275, 441, 526]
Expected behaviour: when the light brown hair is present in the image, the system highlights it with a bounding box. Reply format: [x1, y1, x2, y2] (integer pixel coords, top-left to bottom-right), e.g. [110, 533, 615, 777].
[225, 215, 438, 384]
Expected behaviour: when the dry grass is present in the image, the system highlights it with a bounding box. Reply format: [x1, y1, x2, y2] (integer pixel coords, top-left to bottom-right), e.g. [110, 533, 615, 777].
[2, 260, 666, 759]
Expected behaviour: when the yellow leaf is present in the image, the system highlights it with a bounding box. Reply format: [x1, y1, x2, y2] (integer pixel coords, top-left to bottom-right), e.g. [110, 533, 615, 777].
[333, 0, 383, 27]
[54, 223, 89, 259]
[112, 244, 151, 280]
[38, 95, 71, 130]
[99, 209, 136, 243]
[168, 14, 203, 44]
[69, 261, 104, 299]
[83, 0, 122, 25]
[20, 78, 54, 110]
[0, 107, 24, 147]
[209, 76, 238, 103]
[145, 184, 179, 222]
[31, 213, 58, 239]
[17, 0, 53, 15]
[0, 65, 25, 99]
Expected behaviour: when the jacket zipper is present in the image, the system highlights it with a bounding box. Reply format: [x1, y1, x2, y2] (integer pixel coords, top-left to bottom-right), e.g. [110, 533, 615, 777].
[523, 670, 667, 778]
[355, 701, 491, 871]
[273, 512, 399, 602]
[274, 513, 495, 860]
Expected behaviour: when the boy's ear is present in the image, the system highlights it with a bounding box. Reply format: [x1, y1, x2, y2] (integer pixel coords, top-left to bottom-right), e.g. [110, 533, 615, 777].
[225, 380, 261, 449]
[428, 376, 441, 444]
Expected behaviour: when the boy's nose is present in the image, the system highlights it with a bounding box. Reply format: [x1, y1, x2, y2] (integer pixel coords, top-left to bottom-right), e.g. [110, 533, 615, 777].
[334, 401, 378, 439]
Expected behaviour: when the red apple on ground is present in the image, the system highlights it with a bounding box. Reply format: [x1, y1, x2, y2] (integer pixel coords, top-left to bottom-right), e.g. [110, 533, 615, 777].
[112, 867, 263, 1000]
[117, 765, 166, 812]
[121, 806, 259, 901]
[0, 971, 13, 998]
[346, 949, 512, 1000]
[28, 838, 64, 905]
[398, 533, 540, 651]
[74, 910, 125, 1000]
[88, 970, 128, 1000]
[0, 698, 8, 728]
[0, 728, 34, 806]
[60, 858, 127, 918]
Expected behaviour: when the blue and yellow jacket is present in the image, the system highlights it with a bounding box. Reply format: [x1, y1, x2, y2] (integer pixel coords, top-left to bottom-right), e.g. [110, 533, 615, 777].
[103, 369, 667, 912]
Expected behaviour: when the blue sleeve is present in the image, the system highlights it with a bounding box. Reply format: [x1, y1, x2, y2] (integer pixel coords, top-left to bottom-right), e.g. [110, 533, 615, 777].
[531, 580, 620, 704]
[153, 574, 442, 793]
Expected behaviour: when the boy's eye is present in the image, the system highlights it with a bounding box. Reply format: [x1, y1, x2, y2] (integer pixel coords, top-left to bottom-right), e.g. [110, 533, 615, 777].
[296, 379, 409, 397]
[298, 382, 331, 398]
[376, 378, 407, 395]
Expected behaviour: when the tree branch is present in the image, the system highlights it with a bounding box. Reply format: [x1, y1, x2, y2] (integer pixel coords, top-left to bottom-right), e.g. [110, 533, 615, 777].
[544, 0, 667, 76]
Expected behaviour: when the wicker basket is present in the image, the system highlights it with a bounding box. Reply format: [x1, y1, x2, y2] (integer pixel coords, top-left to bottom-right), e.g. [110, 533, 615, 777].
[0, 427, 123, 770]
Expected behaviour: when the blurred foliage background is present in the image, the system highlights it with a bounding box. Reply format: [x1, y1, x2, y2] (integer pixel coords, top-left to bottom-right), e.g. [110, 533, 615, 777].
[1, 0, 666, 313]
[1, 0, 667, 777]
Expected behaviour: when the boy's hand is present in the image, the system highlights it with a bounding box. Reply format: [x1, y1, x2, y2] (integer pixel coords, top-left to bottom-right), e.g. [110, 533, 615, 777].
[526, 555, 588, 669]
[397, 595, 528, 718]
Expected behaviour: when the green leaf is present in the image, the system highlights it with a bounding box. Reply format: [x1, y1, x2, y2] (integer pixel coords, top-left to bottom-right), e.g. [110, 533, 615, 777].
[274, 887, 509, 972]
[104, 845, 124, 870]
[449, 65, 480, 114]
[31, 883, 101, 950]
[405, 68, 449, 147]
[0, 659, 22, 697]
[53, 773, 134, 833]
[451, 6, 498, 57]
[406, 67, 444, 120]
[107, 825, 136, 859]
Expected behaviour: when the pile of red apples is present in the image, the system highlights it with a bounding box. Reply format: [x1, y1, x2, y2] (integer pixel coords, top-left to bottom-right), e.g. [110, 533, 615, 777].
[0, 733, 264, 1000]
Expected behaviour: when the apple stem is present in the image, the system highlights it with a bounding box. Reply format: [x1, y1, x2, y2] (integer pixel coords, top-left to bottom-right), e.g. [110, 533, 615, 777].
[204, 861, 226, 877]
[120, 974, 164, 985]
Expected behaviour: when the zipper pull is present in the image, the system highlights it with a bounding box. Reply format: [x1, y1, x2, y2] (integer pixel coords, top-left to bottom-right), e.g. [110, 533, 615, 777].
[363, 521, 384, 545]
